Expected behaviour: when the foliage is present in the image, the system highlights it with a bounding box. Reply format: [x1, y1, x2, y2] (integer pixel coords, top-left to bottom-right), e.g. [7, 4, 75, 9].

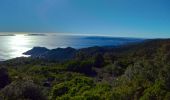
[1, 39, 170, 99]
[0, 67, 10, 89]
[0, 81, 47, 100]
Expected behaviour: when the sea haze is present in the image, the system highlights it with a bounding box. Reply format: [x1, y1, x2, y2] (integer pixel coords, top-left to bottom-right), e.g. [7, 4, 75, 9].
[0, 33, 144, 60]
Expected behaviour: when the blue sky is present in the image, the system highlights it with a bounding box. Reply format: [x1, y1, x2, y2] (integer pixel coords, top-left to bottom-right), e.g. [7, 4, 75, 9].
[0, 0, 169, 38]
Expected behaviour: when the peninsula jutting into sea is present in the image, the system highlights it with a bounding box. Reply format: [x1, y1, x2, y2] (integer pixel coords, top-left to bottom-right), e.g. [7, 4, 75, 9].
[0, 33, 144, 60]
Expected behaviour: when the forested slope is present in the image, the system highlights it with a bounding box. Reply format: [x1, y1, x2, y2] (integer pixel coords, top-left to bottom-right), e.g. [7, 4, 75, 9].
[1, 39, 170, 100]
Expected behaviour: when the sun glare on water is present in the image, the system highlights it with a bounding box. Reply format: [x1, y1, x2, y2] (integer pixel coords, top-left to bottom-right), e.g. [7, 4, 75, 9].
[12, 34, 28, 45]
[9, 34, 30, 58]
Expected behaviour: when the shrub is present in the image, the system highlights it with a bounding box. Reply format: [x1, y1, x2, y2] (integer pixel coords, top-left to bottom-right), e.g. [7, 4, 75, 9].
[140, 80, 166, 100]
[0, 81, 47, 100]
[65, 60, 96, 76]
[0, 67, 11, 89]
[104, 64, 124, 77]
[50, 76, 94, 100]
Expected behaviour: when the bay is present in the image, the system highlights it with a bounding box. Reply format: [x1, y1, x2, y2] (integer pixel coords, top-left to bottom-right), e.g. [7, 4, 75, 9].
[0, 33, 143, 60]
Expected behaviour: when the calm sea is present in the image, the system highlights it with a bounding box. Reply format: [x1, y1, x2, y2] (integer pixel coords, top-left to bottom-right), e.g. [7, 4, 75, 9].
[0, 33, 143, 60]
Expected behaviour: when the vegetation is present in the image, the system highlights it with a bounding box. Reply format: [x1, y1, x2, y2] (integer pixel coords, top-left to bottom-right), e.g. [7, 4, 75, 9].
[1, 39, 170, 99]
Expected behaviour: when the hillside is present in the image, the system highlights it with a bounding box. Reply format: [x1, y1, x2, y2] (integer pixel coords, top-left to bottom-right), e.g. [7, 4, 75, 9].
[1, 39, 170, 100]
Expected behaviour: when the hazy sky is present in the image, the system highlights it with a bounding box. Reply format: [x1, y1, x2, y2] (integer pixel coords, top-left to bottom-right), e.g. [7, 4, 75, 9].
[0, 0, 169, 38]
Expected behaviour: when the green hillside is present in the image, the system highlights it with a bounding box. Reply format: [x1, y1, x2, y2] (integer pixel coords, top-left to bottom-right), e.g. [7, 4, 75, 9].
[1, 39, 170, 100]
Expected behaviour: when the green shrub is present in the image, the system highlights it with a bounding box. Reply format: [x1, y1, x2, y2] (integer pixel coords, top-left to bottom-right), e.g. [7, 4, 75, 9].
[50, 76, 94, 100]
[104, 64, 124, 77]
[0, 81, 47, 100]
[140, 80, 166, 100]
[65, 60, 96, 76]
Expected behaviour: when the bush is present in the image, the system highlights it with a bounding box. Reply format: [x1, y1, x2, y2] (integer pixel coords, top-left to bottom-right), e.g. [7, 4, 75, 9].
[0, 67, 10, 89]
[104, 64, 124, 77]
[50, 83, 69, 99]
[65, 60, 96, 76]
[140, 80, 166, 100]
[0, 81, 47, 100]
[50, 76, 94, 100]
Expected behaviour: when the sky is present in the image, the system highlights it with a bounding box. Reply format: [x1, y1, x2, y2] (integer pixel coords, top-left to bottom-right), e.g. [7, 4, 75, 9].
[0, 0, 169, 38]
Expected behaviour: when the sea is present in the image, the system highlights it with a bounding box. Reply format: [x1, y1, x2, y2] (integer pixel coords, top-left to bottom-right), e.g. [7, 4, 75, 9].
[0, 33, 144, 60]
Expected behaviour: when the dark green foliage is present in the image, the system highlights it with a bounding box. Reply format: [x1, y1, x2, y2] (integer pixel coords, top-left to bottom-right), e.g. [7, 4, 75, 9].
[0, 67, 10, 89]
[159, 65, 170, 90]
[0, 81, 47, 100]
[51, 83, 68, 98]
[104, 64, 124, 77]
[65, 60, 96, 76]
[1, 39, 170, 99]
[140, 80, 167, 100]
[50, 76, 94, 99]
[50, 76, 115, 100]
[93, 53, 104, 68]
[164, 92, 170, 100]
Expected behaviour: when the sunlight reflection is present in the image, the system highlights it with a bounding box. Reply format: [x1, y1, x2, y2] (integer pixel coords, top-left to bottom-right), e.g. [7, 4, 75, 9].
[9, 34, 30, 58]
[11, 34, 29, 45]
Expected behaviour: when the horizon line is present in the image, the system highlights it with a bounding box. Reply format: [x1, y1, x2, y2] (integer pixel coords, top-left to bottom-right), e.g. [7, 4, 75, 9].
[0, 32, 168, 39]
